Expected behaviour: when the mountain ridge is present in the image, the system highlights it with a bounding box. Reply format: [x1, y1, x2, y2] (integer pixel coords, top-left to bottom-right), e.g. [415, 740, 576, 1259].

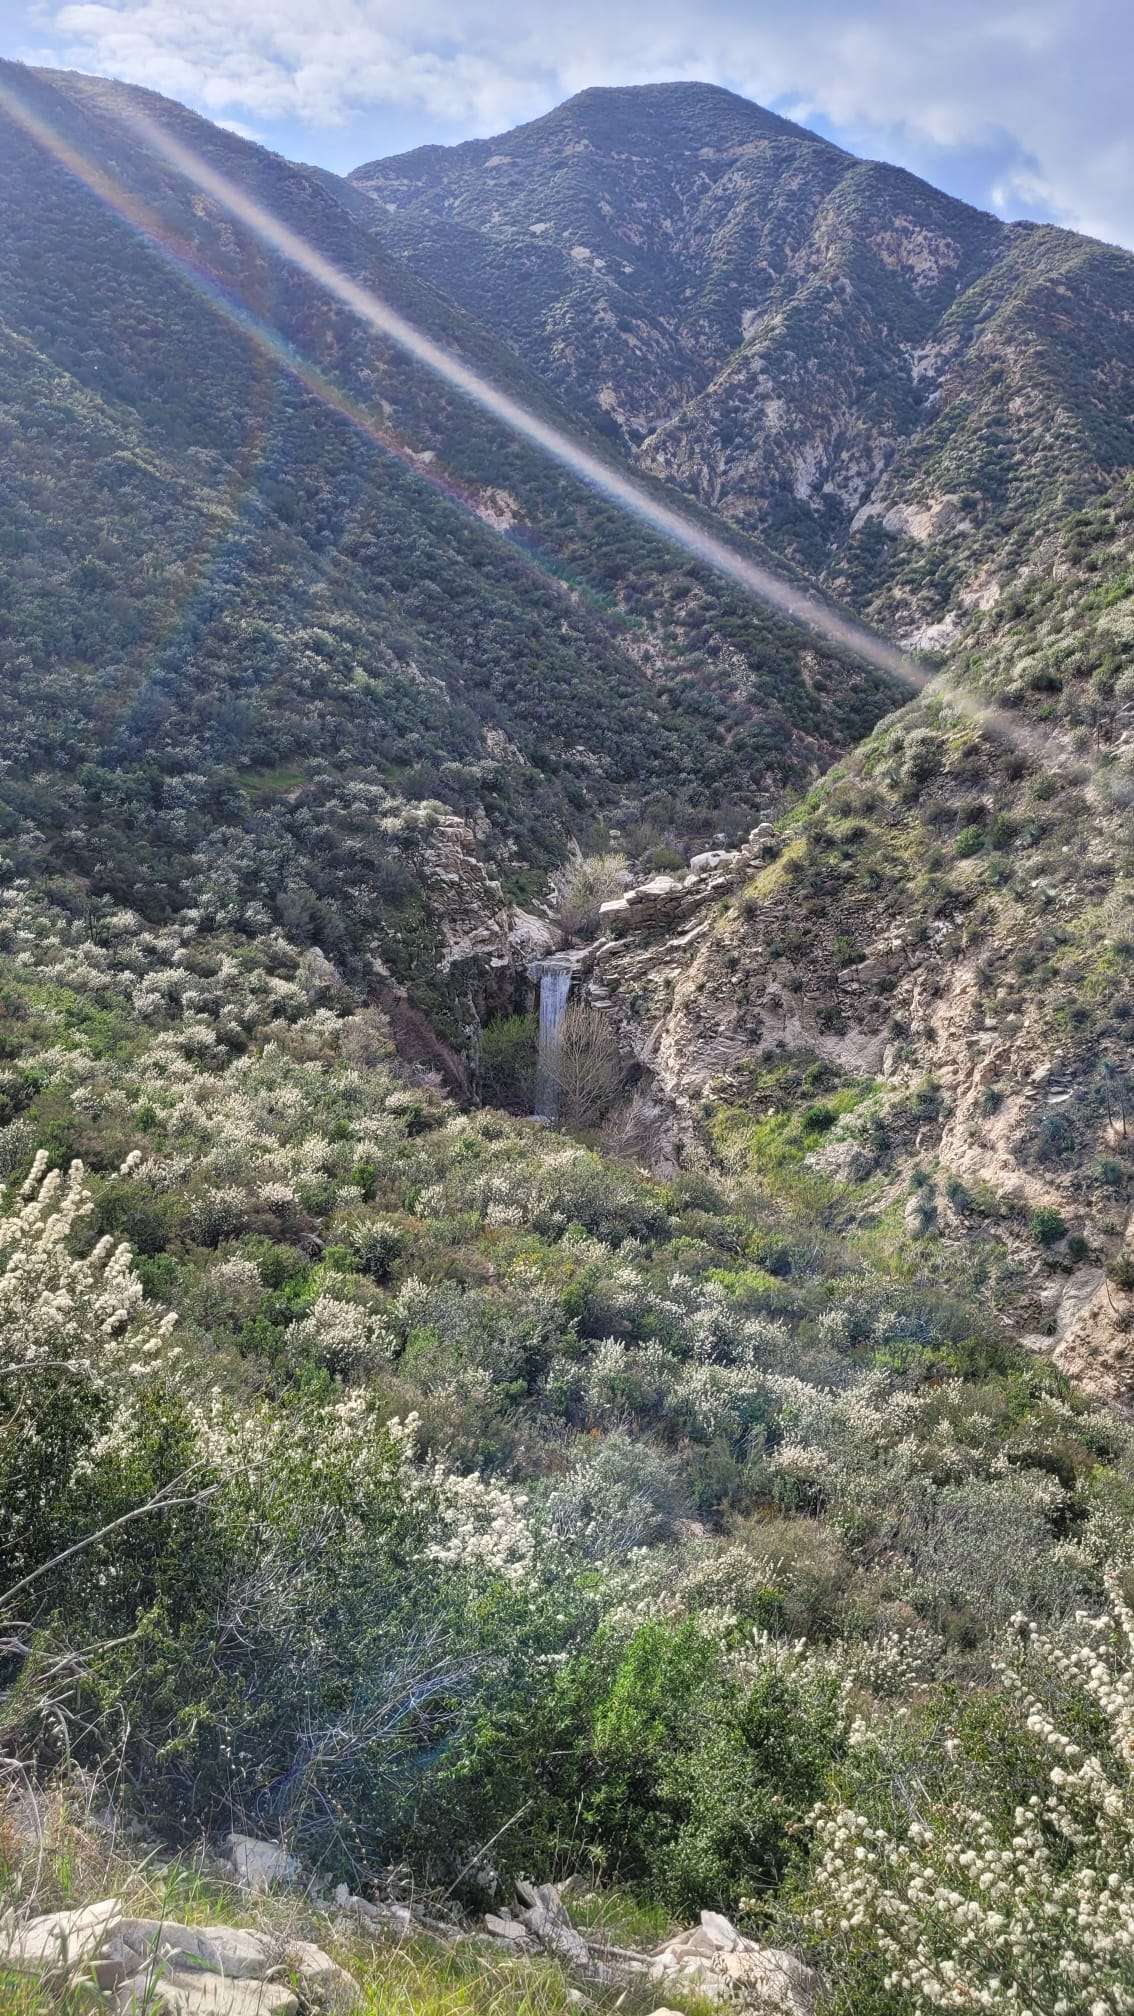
[350, 82, 1134, 633]
[353, 80, 837, 183]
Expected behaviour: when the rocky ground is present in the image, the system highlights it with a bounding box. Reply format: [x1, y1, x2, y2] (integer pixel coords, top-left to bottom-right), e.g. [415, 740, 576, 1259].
[0, 1824, 818, 2016]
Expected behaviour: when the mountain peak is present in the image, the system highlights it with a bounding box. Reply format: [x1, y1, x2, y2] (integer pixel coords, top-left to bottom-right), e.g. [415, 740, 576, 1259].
[351, 78, 833, 185]
[518, 78, 826, 149]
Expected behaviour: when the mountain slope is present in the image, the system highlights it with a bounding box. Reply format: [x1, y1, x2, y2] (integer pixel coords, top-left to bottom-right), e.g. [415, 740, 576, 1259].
[593, 477, 1134, 1394]
[351, 83, 1134, 632]
[352, 84, 853, 441]
[0, 63, 897, 1030]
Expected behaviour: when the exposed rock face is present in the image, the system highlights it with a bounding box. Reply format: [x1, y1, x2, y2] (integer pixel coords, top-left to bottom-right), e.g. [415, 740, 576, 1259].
[1054, 1235, 1134, 1403]
[596, 830, 780, 940]
[509, 908, 558, 960]
[423, 818, 515, 974]
[568, 478, 1134, 1399]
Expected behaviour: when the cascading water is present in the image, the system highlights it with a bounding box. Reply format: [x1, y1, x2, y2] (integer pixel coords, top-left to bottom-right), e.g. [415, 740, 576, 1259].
[533, 962, 573, 1122]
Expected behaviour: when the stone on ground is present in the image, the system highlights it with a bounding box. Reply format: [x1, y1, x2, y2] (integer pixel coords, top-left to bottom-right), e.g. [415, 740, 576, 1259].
[108, 1919, 272, 1980]
[650, 1913, 820, 2015]
[227, 1833, 299, 1891]
[111, 1970, 298, 2014]
[0, 1898, 123, 1982]
[284, 1938, 360, 2008]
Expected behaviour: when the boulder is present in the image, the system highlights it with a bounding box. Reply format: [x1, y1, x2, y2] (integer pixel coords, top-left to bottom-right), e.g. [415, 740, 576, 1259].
[484, 1912, 530, 1941]
[284, 1939, 359, 2009]
[0, 1898, 123, 1985]
[807, 1138, 875, 1184]
[112, 1973, 298, 2014]
[721, 1946, 819, 2016]
[509, 909, 558, 958]
[904, 1190, 937, 1237]
[689, 851, 738, 874]
[333, 1885, 413, 1932]
[227, 1834, 299, 1892]
[650, 1914, 820, 2015]
[699, 1911, 743, 1952]
[109, 1920, 273, 1980]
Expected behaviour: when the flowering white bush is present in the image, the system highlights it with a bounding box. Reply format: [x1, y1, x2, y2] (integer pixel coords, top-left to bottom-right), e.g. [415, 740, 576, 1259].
[0, 1153, 177, 1382]
[288, 1291, 394, 1372]
[807, 1576, 1134, 2015]
[425, 1467, 535, 1586]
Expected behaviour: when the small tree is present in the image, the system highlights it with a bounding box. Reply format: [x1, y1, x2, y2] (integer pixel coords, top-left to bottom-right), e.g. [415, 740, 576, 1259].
[548, 1006, 627, 1129]
[479, 1012, 538, 1111]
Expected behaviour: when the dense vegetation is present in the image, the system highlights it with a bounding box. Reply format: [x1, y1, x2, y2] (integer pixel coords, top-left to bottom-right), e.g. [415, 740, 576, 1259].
[7, 877, 1134, 2013]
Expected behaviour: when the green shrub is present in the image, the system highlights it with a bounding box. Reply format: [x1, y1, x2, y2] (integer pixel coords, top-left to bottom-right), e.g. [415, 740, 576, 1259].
[1031, 1206, 1068, 1247]
[582, 1621, 842, 1915]
[342, 1213, 404, 1282]
[550, 855, 629, 940]
[479, 1014, 538, 1113]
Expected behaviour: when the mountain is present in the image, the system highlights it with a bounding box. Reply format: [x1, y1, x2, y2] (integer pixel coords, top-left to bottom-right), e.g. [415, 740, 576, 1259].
[1, 61, 1131, 1346]
[0, 63, 895, 1038]
[351, 82, 1134, 633]
[352, 84, 827, 443]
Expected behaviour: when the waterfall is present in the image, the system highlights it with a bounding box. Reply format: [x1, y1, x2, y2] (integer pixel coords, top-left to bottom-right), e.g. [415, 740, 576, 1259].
[533, 961, 572, 1122]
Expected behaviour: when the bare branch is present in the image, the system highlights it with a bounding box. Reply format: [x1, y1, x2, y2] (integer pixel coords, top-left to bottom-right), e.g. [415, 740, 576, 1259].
[0, 1470, 216, 1615]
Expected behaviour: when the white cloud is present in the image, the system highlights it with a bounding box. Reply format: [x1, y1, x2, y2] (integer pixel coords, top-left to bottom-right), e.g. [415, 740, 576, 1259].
[39, 0, 1134, 247]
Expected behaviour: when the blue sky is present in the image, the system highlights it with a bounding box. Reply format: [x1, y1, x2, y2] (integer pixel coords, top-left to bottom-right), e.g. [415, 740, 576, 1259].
[4, 0, 1132, 246]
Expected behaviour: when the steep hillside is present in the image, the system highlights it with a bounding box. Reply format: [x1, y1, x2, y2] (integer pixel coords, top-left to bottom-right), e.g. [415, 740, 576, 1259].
[0, 63, 896, 1042]
[590, 478, 1134, 1395]
[352, 83, 1134, 631]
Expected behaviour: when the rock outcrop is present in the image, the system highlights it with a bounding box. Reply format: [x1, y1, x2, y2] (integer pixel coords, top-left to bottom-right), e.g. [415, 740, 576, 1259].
[1, 1902, 304, 2014]
[423, 817, 516, 974]
[597, 828, 778, 939]
[649, 1912, 819, 2015]
[476, 1894, 819, 2014]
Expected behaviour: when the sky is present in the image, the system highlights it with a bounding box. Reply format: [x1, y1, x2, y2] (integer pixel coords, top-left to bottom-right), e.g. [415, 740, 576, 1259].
[3, 0, 1133, 249]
